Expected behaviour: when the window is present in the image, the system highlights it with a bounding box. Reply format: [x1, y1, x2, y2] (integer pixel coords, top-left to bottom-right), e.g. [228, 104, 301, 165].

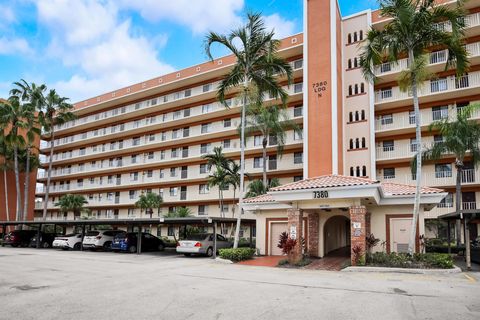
[202, 104, 212, 113]
[129, 190, 137, 200]
[223, 139, 231, 149]
[361, 137, 366, 149]
[254, 135, 262, 146]
[171, 148, 179, 158]
[133, 119, 141, 128]
[361, 110, 366, 120]
[203, 83, 212, 92]
[431, 77, 448, 93]
[173, 110, 181, 120]
[147, 152, 154, 160]
[170, 187, 178, 197]
[410, 138, 418, 152]
[294, 105, 303, 117]
[435, 163, 452, 178]
[382, 140, 394, 152]
[348, 85, 353, 96]
[198, 205, 207, 216]
[432, 106, 449, 121]
[269, 135, 278, 146]
[201, 123, 211, 134]
[348, 59, 352, 69]
[200, 143, 211, 154]
[159, 169, 164, 178]
[146, 170, 153, 178]
[409, 111, 416, 124]
[294, 129, 302, 141]
[183, 127, 190, 137]
[294, 175, 303, 182]
[133, 137, 140, 146]
[79, 147, 86, 156]
[172, 129, 180, 139]
[200, 164, 210, 174]
[360, 83, 365, 93]
[349, 112, 353, 123]
[383, 168, 395, 179]
[354, 32, 358, 42]
[160, 150, 165, 160]
[128, 208, 135, 217]
[293, 59, 303, 69]
[130, 172, 139, 181]
[362, 166, 367, 177]
[381, 114, 393, 125]
[199, 184, 209, 194]
[182, 147, 189, 158]
[348, 33, 352, 44]
[183, 108, 191, 117]
[224, 118, 231, 127]
[170, 168, 177, 177]
[294, 152, 303, 164]
[148, 134, 155, 142]
[253, 157, 263, 168]
[131, 154, 138, 164]
[184, 89, 191, 97]
[161, 132, 167, 141]
[434, 135, 444, 145]
[294, 83, 303, 93]
[167, 226, 175, 236]
[439, 193, 454, 208]
[77, 179, 83, 187]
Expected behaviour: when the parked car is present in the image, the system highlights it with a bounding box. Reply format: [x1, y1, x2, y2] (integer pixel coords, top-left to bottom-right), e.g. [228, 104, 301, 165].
[29, 232, 58, 248]
[111, 232, 165, 253]
[176, 233, 232, 257]
[82, 230, 126, 250]
[3, 230, 37, 247]
[52, 234, 83, 250]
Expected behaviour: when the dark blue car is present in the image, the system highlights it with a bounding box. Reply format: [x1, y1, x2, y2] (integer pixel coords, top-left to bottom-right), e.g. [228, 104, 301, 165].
[112, 232, 165, 253]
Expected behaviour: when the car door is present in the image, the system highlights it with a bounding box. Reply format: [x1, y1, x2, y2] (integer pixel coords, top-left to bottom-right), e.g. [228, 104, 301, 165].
[216, 234, 230, 249]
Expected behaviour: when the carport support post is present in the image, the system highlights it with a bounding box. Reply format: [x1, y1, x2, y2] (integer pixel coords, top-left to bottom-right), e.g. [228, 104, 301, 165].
[447, 220, 451, 254]
[249, 224, 253, 248]
[36, 224, 41, 248]
[465, 218, 471, 271]
[80, 224, 86, 251]
[1, 224, 6, 246]
[213, 222, 217, 259]
[137, 226, 142, 255]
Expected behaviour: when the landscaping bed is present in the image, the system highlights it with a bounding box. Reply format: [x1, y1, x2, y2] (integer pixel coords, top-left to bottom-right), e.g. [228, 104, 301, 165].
[277, 257, 312, 268]
[365, 252, 454, 269]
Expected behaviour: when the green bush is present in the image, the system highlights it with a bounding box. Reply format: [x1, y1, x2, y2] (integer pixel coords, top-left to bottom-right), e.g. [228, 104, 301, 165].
[219, 248, 256, 262]
[367, 252, 453, 269]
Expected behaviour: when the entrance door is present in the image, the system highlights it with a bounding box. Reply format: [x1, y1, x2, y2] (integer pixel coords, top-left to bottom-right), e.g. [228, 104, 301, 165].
[270, 222, 288, 256]
[390, 218, 412, 253]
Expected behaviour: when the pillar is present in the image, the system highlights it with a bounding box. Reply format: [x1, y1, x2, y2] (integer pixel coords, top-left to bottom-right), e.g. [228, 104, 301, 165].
[307, 213, 319, 257]
[287, 208, 303, 263]
[350, 206, 367, 265]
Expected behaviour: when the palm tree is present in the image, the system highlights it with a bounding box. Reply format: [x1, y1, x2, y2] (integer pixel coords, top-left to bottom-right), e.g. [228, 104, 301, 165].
[225, 162, 241, 218]
[205, 12, 292, 248]
[245, 178, 280, 198]
[360, 0, 468, 254]
[165, 207, 193, 218]
[10, 80, 46, 220]
[245, 104, 301, 188]
[203, 146, 232, 169]
[38, 90, 75, 220]
[54, 194, 88, 220]
[207, 166, 229, 218]
[0, 136, 11, 223]
[0, 97, 32, 224]
[415, 104, 480, 269]
[135, 192, 163, 218]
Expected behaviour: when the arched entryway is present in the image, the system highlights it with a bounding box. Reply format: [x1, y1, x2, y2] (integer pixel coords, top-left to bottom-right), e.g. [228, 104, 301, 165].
[324, 215, 350, 257]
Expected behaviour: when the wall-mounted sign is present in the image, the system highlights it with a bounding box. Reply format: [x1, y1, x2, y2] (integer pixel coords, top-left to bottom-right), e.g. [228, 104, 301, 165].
[290, 225, 297, 240]
[353, 222, 361, 229]
[313, 191, 329, 199]
[312, 81, 328, 98]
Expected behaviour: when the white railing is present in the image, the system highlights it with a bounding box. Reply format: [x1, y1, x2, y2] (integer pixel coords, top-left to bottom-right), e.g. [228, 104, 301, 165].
[51, 59, 304, 134]
[375, 104, 480, 132]
[378, 168, 480, 187]
[375, 71, 480, 104]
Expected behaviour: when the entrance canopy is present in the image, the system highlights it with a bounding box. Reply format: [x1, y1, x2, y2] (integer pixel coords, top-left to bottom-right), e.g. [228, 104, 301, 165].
[243, 175, 446, 210]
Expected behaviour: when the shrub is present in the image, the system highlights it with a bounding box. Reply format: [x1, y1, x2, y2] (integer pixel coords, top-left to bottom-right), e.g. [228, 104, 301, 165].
[277, 231, 297, 255]
[352, 244, 364, 266]
[219, 248, 256, 262]
[367, 252, 453, 269]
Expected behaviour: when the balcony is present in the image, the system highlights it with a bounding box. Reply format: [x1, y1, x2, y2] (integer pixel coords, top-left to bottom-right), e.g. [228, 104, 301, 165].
[379, 168, 480, 188]
[375, 104, 480, 134]
[375, 137, 438, 161]
[49, 59, 304, 136]
[375, 71, 480, 108]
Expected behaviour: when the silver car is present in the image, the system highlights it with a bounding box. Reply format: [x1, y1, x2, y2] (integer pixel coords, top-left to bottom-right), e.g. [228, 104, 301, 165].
[176, 233, 232, 257]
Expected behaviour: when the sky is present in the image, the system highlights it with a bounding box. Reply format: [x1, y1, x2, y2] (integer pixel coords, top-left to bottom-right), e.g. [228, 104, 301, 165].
[0, 0, 379, 103]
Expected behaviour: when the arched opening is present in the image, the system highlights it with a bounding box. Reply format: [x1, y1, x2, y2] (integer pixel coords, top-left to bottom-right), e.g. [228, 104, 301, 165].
[324, 215, 351, 256]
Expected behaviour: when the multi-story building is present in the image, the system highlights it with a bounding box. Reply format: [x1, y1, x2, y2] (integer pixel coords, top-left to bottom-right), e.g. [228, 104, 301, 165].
[33, 0, 480, 257]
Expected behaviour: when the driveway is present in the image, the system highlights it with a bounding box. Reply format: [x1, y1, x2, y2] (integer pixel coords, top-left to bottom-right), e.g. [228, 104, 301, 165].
[0, 247, 479, 320]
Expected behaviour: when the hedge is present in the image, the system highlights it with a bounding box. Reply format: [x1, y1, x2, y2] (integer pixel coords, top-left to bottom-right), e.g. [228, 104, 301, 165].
[367, 252, 454, 269]
[219, 248, 256, 262]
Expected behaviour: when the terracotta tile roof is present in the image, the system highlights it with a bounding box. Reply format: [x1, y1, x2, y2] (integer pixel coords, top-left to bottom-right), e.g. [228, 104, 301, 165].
[381, 182, 444, 196]
[269, 175, 378, 192]
[243, 193, 275, 204]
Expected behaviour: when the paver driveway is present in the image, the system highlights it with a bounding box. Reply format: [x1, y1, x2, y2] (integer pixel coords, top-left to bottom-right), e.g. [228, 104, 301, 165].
[0, 247, 479, 320]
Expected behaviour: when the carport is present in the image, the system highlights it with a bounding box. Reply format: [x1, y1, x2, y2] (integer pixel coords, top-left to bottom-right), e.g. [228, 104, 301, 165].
[0, 217, 256, 258]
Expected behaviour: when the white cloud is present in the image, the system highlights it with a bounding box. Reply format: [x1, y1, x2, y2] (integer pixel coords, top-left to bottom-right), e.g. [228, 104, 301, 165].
[0, 37, 31, 55]
[118, 0, 245, 34]
[263, 13, 296, 39]
[0, 5, 16, 25]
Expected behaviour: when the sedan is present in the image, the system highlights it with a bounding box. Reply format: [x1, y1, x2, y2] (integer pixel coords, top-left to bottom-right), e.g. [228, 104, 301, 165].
[176, 234, 232, 257]
[82, 230, 126, 251]
[52, 234, 83, 250]
[111, 232, 165, 253]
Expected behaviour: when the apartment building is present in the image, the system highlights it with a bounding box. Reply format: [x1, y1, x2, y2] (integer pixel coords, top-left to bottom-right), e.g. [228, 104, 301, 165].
[33, 0, 480, 255]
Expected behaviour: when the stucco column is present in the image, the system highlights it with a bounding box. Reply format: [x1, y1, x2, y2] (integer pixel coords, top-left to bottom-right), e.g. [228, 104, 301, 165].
[307, 212, 319, 257]
[349, 206, 367, 265]
[287, 208, 303, 263]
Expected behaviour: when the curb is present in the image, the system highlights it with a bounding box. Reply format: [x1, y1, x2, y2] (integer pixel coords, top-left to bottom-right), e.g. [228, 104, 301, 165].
[214, 257, 233, 264]
[341, 265, 462, 274]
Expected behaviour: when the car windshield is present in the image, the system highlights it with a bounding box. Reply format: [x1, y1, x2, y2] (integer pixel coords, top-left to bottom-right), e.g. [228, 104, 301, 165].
[86, 231, 100, 236]
[185, 234, 208, 241]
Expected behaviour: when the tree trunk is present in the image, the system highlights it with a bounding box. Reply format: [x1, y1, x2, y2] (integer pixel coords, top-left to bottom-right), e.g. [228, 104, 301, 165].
[43, 130, 55, 220]
[233, 77, 249, 249]
[3, 170, 10, 223]
[232, 187, 236, 218]
[219, 189, 224, 218]
[13, 145, 22, 228]
[465, 217, 471, 270]
[408, 50, 422, 255]
[455, 162, 463, 246]
[262, 138, 268, 189]
[23, 146, 31, 220]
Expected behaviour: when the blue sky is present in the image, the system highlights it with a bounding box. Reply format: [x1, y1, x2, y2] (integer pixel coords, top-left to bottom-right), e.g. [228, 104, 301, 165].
[0, 0, 378, 102]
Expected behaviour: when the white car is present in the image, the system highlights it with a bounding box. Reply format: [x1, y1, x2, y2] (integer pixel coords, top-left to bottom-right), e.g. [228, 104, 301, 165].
[176, 234, 232, 257]
[82, 230, 126, 250]
[52, 234, 83, 250]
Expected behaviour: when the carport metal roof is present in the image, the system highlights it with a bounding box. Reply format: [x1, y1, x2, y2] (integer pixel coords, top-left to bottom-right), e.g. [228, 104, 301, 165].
[438, 210, 480, 220]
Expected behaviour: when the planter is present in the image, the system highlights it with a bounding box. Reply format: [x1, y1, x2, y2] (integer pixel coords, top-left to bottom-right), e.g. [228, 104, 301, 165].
[342, 266, 461, 274]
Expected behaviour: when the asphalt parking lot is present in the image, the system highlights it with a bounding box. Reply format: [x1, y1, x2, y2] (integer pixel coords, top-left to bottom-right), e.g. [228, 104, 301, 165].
[0, 247, 479, 320]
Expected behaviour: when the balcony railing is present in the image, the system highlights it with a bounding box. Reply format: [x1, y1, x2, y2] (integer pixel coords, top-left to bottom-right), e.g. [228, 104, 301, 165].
[378, 168, 480, 187]
[375, 71, 480, 104]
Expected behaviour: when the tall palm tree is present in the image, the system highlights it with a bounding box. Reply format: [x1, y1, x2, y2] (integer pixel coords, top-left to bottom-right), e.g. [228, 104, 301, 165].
[38, 90, 76, 220]
[207, 166, 229, 218]
[54, 194, 88, 220]
[203, 146, 232, 170]
[360, 0, 468, 254]
[205, 12, 292, 248]
[245, 104, 301, 188]
[135, 192, 163, 218]
[10, 80, 46, 220]
[415, 104, 480, 270]
[225, 162, 241, 218]
[0, 135, 11, 223]
[0, 97, 32, 224]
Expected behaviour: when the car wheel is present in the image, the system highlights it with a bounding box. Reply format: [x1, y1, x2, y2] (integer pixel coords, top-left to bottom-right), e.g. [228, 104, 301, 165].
[128, 245, 137, 253]
[157, 243, 165, 251]
[11, 244, 18, 248]
[73, 243, 82, 251]
[184, 253, 192, 257]
[206, 247, 213, 257]
[20, 242, 28, 248]
[42, 242, 50, 249]
[103, 241, 112, 251]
